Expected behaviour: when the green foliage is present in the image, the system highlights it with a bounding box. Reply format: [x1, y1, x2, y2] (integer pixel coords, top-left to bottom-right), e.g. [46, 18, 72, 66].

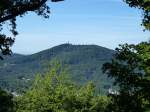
[124, 0, 150, 30]
[0, 0, 63, 59]
[0, 44, 114, 94]
[103, 41, 150, 112]
[16, 63, 109, 112]
[0, 88, 15, 112]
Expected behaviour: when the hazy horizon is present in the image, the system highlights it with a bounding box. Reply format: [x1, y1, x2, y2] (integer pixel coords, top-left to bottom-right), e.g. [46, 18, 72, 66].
[12, 43, 115, 55]
[11, 0, 150, 54]
[12, 42, 146, 55]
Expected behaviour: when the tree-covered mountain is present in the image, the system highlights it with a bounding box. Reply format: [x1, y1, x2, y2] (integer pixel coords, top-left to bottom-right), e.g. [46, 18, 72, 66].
[0, 44, 115, 94]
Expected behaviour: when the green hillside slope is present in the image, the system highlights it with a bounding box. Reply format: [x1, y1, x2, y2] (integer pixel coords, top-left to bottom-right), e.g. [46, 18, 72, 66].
[0, 44, 115, 94]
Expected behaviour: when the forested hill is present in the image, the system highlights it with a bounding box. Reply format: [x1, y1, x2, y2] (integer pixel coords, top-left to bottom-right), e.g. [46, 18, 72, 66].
[0, 44, 115, 93]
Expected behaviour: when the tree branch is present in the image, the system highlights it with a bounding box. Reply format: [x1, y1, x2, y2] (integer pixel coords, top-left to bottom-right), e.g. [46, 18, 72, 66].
[0, 0, 63, 23]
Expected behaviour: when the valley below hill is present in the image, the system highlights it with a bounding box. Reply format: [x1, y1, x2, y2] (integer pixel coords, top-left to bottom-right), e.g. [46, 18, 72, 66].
[0, 44, 115, 94]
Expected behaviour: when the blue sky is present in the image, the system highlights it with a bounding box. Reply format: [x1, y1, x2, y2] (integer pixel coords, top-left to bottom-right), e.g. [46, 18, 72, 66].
[12, 0, 150, 54]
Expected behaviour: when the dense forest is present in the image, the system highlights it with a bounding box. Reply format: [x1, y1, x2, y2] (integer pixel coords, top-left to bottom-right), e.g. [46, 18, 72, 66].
[0, 44, 115, 94]
[0, 0, 150, 112]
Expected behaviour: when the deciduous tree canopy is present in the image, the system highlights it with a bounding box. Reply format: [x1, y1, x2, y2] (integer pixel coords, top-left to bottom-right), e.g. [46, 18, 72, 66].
[16, 63, 110, 112]
[124, 0, 150, 30]
[0, 88, 15, 112]
[103, 42, 150, 112]
[0, 0, 63, 59]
